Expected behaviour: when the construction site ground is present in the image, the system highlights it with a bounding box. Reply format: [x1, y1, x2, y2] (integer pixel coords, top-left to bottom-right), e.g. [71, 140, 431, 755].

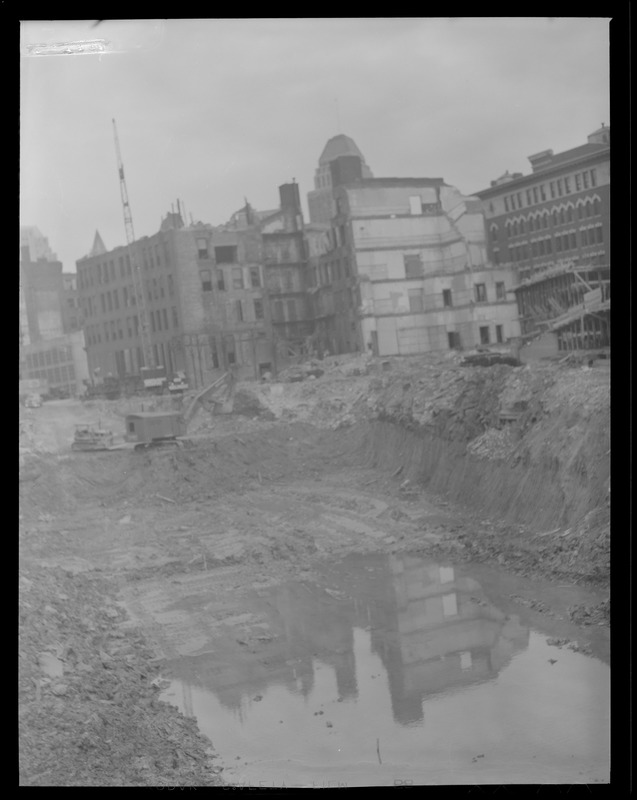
[19, 353, 610, 786]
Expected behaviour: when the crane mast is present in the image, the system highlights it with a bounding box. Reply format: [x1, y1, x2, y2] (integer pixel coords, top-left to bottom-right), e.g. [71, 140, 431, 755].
[112, 118, 154, 369]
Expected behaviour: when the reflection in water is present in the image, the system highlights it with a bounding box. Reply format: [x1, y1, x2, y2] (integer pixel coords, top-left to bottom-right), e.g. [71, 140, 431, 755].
[167, 552, 529, 726]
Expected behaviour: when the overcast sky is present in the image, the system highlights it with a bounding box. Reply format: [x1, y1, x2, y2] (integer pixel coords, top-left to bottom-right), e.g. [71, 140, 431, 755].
[20, 18, 610, 271]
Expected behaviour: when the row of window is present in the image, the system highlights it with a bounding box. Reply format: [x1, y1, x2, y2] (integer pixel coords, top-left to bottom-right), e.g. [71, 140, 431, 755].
[200, 266, 261, 292]
[504, 225, 604, 263]
[24, 346, 73, 370]
[500, 198, 602, 239]
[503, 169, 598, 212]
[310, 257, 351, 288]
[80, 276, 176, 318]
[24, 364, 76, 385]
[84, 307, 180, 346]
[77, 241, 172, 291]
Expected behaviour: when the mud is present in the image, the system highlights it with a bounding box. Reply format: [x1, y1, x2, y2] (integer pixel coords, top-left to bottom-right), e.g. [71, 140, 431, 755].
[19, 357, 610, 786]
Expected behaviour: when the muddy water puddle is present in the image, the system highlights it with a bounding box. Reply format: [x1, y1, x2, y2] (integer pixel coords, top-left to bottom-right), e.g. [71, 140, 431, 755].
[160, 552, 609, 786]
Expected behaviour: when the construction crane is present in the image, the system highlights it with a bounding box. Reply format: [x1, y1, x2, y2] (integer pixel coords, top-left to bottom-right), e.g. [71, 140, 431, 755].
[112, 118, 154, 369]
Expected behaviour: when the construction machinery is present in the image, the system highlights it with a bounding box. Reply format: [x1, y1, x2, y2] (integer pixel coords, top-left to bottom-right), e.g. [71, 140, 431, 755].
[71, 423, 115, 451]
[123, 371, 236, 450]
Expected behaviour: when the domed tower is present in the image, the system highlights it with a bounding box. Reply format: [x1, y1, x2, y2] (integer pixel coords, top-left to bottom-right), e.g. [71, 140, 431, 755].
[307, 134, 373, 224]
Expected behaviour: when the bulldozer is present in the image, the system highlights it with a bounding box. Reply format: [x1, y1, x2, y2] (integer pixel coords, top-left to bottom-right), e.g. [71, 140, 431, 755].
[71, 423, 115, 451]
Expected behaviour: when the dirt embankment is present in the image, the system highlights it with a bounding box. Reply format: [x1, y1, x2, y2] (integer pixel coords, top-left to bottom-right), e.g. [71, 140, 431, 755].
[242, 356, 610, 584]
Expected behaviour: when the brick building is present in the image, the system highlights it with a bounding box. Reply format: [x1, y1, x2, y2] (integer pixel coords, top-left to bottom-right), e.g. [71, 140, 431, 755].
[475, 126, 610, 353]
[76, 185, 313, 389]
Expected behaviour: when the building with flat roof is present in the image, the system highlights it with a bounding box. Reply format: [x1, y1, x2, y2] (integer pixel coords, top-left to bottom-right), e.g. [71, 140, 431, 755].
[474, 127, 610, 354]
[307, 155, 520, 357]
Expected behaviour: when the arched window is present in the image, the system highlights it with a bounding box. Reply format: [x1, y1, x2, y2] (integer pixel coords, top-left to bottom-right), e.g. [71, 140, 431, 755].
[559, 209, 565, 225]
[552, 209, 558, 225]
[593, 198, 601, 215]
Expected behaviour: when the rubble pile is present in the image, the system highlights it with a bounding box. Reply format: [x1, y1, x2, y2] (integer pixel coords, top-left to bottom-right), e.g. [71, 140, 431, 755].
[467, 426, 517, 461]
[19, 565, 221, 786]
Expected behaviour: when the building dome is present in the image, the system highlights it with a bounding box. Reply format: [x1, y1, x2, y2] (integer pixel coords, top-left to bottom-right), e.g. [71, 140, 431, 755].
[318, 134, 367, 166]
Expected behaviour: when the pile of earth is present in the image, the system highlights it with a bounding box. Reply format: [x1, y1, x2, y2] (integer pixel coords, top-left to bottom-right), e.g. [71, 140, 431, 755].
[19, 564, 222, 786]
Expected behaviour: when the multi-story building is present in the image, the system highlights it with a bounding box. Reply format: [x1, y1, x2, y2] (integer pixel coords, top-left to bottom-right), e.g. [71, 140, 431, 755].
[307, 153, 520, 357]
[475, 126, 610, 353]
[475, 125, 610, 280]
[20, 226, 58, 263]
[307, 134, 374, 225]
[20, 330, 90, 397]
[20, 255, 66, 343]
[76, 184, 312, 388]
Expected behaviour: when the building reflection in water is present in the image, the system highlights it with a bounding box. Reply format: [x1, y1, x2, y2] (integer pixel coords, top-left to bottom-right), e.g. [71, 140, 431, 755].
[165, 552, 529, 726]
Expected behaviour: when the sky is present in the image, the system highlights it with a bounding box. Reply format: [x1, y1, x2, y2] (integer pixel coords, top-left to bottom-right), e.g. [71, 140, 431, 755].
[20, 18, 610, 271]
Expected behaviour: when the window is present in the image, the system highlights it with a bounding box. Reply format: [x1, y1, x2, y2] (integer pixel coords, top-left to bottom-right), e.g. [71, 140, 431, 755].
[593, 198, 601, 215]
[479, 326, 490, 345]
[531, 241, 538, 257]
[495, 281, 506, 300]
[550, 182, 556, 198]
[113, 289, 119, 310]
[232, 268, 244, 289]
[200, 270, 212, 291]
[532, 187, 539, 204]
[490, 226, 498, 242]
[596, 226, 603, 243]
[409, 196, 422, 215]
[235, 300, 243, 322]
[216, 270, 225, 291]
[556, 236, 562, 252]
[150, 311, 156, 333]
[590, 169, 597, 187]
[197, 238, 209, 259]
[404, 254, 424, 278]
[408, 289, 424, 313]
[546, 238, 552, 254]
[162, 308, 169, 329]
[564, 176, 571, 194]
[510, 194, 516, 210]
[582, 171, 589, 189]
[287, 300, 297, 321]
[274, 300, 284, 322]
[575, 174, 581, 191]
[496, 325, 504, 344]
[215, 245, 237, 263]
[474, 283, 487, 302]
[538, 239, 545, 256]
[442, 289, 453, 307]
[566, 206, 573, 222]
[254, 299, 264, 319]
[557, 179, 563, 196]
[168, 274, 174, 296]
[447, 331, 461, 350]
[552, 209, 558, 225]
[539, 185, 546, 201]
[526, 189, 532, 206]
[250, 267, 261, 288]
[172, 307, 179, 328]
[504, 197, 510, 212]
[517, 192, 523, 208]
[570, 233, 577, 249]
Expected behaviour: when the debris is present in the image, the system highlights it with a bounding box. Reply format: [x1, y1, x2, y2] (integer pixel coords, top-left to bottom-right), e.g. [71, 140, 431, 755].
[155, 494, 176, 504]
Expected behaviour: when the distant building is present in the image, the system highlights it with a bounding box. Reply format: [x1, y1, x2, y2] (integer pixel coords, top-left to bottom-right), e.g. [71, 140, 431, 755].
[61, 273, 84, 334]
[20, 330, 90, 397]
[307, 155, 520, 356]
[475, 126, 610, 353]
[20, 226, 58, 263]
[76, 186, 313, 388]
[307, 134, 374, 225]
[20, 255, 66, 343]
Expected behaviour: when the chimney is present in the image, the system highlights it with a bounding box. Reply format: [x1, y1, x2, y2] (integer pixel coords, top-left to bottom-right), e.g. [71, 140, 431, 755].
[279, 182, 302, 213]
